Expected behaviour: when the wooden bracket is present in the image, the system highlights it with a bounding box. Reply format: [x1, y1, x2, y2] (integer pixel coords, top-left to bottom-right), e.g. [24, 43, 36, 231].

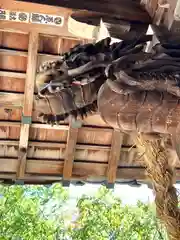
[14, 180, 24, 185]
[105, 182, 115, 189]
[21, 115, 32, 124]
[62, 180, 71, 187]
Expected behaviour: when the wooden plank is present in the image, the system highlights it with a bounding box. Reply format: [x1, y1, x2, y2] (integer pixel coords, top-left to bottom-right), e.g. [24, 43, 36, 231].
[0, 93, 24, 108]
[117, 167, 147, 180]
[0, 158, 18, 172]
[0, 120, 111, 131]
[1, 156, 180, 180]
[17, 32, 39, 179]
[0, 121, 69, 130]
[106, 130, 123, 187]
[31, 123, 69, 130]
[63, 126, 79, 183]
[0, 48, 61, 60]
[18, 0, 151, 22]
[0, 157, 177, 180]
[0, 139, 136, 152]
[17, 124, 30, 177]
[0, 71, 26, 78]
[0, 174, 16, 179]
[0, 49, 28, 57]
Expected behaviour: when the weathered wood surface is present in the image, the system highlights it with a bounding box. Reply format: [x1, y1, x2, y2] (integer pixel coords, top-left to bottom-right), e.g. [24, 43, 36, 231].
[0, 0, 76, 37]
[141, 0, 180, 32]
[63, 126, 79, 181]
[17, 32, 39, 179]
[0, 4, 177, 185]
[107, 130, 123, 185]
[18, 0, 151, 22]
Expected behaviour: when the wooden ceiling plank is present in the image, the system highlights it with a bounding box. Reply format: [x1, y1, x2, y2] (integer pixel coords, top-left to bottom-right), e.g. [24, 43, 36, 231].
[17, 31, 39, 179]
[0, 120, 69, 130]
[0, 157, 158, 180]
[2, 156, 180, 181]
[0, 48, 62, 60]
[0, 49, 28, 57]
[106, 130, 123, 188]
[0, 93, 24, 108]
[0, 139, 136, 152]
[0, 71, 26, 78]
[0, 120, 112, 131]
[62, 125, 79, 186]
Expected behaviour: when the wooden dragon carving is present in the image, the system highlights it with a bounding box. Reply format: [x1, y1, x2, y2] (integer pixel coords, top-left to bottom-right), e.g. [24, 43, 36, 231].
[97, 42, 180, 159]
[35, 35, 151, 123]
[35, 27, 180, 161]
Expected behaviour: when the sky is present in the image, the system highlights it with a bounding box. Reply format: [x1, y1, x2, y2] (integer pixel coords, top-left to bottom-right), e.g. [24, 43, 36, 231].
[68, 183, 154, 206]
[67, 183, 180, 206]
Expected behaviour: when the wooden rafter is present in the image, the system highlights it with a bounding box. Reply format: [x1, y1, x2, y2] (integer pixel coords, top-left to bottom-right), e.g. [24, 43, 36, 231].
[0, 157, 147, 179]
[106, 130, 123, 188]
[18, 0, 151, 23]
[0, 140, 136, 153]
[16, 32, 39, 179]
[0, 121, 112, 131]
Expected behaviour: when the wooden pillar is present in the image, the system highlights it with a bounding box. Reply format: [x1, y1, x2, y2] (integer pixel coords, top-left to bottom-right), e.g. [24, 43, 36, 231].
[16, 32, 39, 180]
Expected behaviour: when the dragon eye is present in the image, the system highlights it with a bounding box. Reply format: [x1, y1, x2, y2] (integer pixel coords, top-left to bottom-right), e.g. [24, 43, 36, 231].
[57, 70, 65, 76]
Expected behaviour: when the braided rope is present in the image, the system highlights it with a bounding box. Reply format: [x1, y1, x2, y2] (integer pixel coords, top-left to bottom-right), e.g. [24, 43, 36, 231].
[136, 135, 180, 240]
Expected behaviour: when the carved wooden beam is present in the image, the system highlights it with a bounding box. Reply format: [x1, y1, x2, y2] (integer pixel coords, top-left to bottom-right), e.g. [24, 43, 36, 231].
[17, 0, 151, 23]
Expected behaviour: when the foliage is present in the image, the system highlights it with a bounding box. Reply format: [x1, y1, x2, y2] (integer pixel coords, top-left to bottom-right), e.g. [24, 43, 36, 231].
[0, 184, 68, 240]
[68, 187, 167, 240]
[0, 184, 168, 240]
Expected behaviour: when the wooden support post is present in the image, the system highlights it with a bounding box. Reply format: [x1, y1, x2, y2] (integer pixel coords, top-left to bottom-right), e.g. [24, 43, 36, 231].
[62, 122, 81, 186]
[16, 32, 39, 179]
[106, 130, 123, 189]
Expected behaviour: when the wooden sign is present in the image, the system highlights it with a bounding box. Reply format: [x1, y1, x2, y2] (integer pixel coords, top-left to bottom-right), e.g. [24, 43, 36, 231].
[0, 8, 64, 26]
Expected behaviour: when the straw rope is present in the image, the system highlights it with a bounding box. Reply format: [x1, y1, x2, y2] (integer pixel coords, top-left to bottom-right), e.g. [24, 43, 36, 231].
[136, 135, 180, 240]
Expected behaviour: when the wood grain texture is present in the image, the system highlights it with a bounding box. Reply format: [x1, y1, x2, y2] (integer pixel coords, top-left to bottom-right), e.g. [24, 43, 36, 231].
[63, 126, 79, 180]
[18, 0, 151, 22]
[23, 33, 38, 116]
[106, 130, 123, 184]
[0, 76, 25, 93]
[0, 71, 26, 79]
[0, 31, 29, 50]
[0, 93, 24, 108]
[3, 156, 180, 181]
[0, 55, 27, 72]
[17, 32, 39, 179]
[0, 0, 75, 38]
